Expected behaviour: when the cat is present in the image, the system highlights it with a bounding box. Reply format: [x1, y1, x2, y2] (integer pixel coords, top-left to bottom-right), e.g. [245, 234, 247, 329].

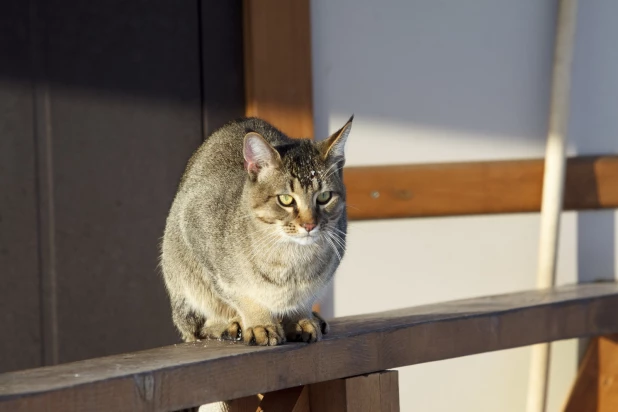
[160, 116, 352, 346]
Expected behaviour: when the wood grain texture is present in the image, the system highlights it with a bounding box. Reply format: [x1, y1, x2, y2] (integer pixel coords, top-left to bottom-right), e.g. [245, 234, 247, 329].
[243, 0, 313, 138]
[377, 371, 400, 412]
[564, 334, 618, 412]
[200, 0, 245, 137]
[344, 156, 618, 220]
[257, 386, 308, 412]
[40, 0, 204, 364]
[339, 371, 399, 412]
[0, 2, 43, 373]
[308, 379, 346, 411]
[2, 283, 618, 411]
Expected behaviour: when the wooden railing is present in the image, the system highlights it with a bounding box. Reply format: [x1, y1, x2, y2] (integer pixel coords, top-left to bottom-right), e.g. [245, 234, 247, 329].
[1, 282, 618, 411]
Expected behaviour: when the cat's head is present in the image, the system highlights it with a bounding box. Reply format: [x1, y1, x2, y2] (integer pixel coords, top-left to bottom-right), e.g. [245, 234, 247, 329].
[243, 117, 353, 246]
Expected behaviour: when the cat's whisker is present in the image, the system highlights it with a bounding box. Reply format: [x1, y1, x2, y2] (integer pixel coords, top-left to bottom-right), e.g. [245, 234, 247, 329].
[262, 236, 283, 262]
[324, 235, 342, 262]
[248, 228, 278, 250]
[320, 163, 338, 181]
[249, 237, 279, 262]
[247, 230, 281, 261]
[322, 165, 344, 182]
[328, 225, 348, 237]
[327, 232, 346, 251]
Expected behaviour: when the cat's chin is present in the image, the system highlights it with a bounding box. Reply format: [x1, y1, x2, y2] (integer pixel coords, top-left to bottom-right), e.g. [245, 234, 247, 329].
[288, 235, 319, 246]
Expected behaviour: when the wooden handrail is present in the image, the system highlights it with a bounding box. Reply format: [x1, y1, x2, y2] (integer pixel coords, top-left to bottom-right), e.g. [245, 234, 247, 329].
[345, 155, 618, 220]
[1, 282, 618, 411]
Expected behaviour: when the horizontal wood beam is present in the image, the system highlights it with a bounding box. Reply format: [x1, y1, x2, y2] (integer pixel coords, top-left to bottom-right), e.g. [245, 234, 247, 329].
[344, 155, 618, 220]
[2, 283, 618, 411]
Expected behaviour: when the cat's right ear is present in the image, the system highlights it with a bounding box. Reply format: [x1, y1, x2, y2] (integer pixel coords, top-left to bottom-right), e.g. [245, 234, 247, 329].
[243, 132, 281, 179]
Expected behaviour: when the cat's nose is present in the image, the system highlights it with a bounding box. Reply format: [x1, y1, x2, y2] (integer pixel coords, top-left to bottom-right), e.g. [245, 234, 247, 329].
[302, 222, 317, 232]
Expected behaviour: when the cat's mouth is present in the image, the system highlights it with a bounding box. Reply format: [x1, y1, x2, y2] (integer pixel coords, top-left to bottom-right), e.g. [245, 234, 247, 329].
[291, 235, 318, 246]
[287, 227, 320, 246]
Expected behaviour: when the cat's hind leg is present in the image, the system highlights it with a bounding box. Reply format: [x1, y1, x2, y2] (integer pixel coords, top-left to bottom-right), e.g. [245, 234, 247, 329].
[171, 298, 206, 342]
[200, 317, 242, 341]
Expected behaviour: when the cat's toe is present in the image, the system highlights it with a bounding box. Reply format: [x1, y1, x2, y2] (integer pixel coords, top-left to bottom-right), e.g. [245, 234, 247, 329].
[221, 321, 242, 341]
[285, 317, 322, 343]
[312, 311, 330, 334]
[243, 324, 285, 346]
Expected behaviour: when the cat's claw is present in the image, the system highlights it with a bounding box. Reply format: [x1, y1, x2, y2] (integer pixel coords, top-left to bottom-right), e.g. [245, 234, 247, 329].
[220, 321, 242, 341]
[285, 313, 328, 343]
[312, 311, 330, 334]
[243, 324, 286, 346]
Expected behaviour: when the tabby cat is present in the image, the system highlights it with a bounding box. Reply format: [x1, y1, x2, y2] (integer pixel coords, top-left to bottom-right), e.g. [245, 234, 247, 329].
[160, 116, 352, 346]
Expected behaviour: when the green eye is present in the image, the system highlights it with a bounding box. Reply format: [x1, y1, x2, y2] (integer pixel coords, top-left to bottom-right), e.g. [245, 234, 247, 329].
[316, 191, 332, 205]
[278, 194, 295, 206]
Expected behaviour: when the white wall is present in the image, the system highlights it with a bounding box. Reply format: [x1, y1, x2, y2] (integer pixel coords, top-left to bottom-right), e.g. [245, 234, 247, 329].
[311, 1, 618, 411]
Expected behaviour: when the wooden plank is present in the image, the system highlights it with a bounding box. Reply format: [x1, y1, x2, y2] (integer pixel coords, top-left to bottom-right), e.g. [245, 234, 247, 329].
[40, 0, 204, 363]
[2, 283, 618, 411]
[243, 0, 313, 139]
[344, 156, 618, 220]
[0, 2, 43, 373]
[200, 0, 245, 137]
[564, 334, 618, 412]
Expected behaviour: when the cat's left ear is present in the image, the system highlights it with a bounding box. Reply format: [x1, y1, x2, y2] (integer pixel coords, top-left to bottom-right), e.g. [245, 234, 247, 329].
[320, 115, 353, 164]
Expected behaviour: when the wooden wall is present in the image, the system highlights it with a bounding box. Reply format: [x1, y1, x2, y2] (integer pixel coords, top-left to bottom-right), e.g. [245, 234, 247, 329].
[0, 0, 244, 372]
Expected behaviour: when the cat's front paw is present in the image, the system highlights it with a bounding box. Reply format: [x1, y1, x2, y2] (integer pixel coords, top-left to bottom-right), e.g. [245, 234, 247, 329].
[285, 313, 329, 343]
[243, 323, 286, 346]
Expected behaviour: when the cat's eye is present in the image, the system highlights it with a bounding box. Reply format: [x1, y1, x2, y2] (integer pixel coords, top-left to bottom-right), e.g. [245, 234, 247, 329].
[316, 191, 332, 205]
[278, 194, 295, 206]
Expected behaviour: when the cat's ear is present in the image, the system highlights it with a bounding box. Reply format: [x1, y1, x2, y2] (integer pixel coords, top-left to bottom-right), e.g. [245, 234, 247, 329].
[320, 115, 353, 164]
[243, 132, 281, 178]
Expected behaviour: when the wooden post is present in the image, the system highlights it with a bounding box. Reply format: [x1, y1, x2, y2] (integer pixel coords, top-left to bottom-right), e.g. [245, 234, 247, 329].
[242, 0, 313, 139]
[309, 370, 400, 412]
[210, 371, 399, 412]
[564, 335, 618, 412]
[242, 0, 320, 314]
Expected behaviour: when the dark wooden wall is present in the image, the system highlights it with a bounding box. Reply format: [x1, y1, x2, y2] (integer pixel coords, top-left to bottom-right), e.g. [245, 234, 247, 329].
[0, 0, 244, 373]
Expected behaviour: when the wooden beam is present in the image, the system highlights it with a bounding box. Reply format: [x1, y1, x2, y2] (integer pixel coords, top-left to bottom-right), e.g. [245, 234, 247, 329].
[2, 283, 618, 411]
[564, 334, 618, 412]
[344, 155, 618, 220]
[243, 0, 313, 139]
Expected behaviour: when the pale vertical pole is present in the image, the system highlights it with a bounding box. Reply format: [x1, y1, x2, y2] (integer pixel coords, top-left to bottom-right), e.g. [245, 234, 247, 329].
[526, 1, 578, 411]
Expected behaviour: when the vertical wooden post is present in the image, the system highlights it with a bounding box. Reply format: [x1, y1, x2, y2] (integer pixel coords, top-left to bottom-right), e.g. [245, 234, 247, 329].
[211, 370, 399, 412]
[564, 335, 618, 412]
[242, 0, 313, 139]
[309, 370, 400, 412]
[242, 0, 320, 313]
